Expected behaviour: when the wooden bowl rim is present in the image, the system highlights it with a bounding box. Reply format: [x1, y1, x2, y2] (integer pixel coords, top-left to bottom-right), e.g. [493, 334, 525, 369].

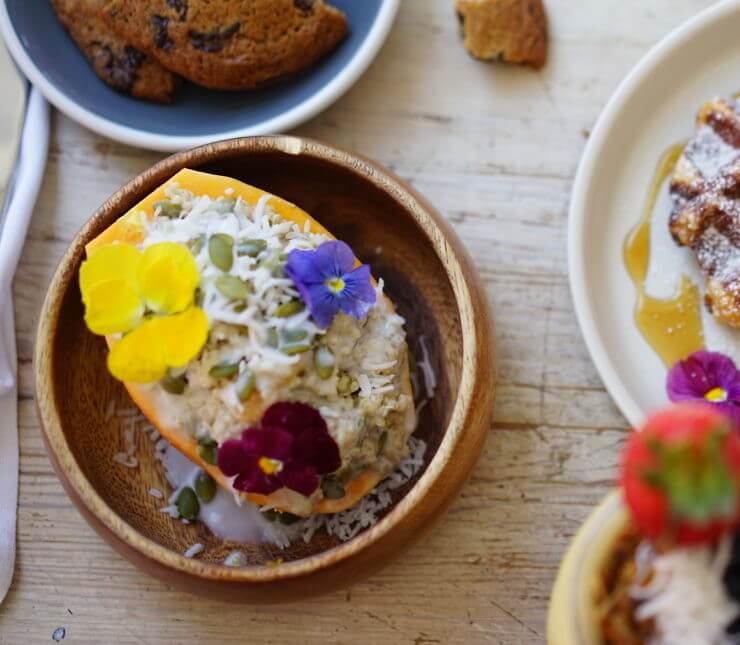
[35, 135, 495, 584]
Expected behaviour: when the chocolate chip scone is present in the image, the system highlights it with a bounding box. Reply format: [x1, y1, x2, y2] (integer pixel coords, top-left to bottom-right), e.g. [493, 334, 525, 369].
[669, 97, 740, 327]
[456, 0, 548, 69]
[51, 0, 180, 103]
[101, 0, 348, 91]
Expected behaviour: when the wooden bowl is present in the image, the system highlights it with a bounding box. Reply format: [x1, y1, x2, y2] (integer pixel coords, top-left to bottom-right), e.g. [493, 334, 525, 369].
[34, 136, 495, 602]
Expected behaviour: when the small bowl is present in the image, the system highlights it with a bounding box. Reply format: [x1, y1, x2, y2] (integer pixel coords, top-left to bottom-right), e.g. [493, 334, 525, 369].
[34, 136, 495, 602]
[548, 492, 628, 644]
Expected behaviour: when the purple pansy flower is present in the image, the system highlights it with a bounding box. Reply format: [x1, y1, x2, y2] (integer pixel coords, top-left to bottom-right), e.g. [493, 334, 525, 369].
[217, 402, 341, 497]
[666, 350, 740, 425]
[285, 240, 376, 329]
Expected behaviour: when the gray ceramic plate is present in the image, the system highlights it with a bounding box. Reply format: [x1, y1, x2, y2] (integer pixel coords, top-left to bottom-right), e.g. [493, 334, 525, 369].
[0, 0, 398, 151]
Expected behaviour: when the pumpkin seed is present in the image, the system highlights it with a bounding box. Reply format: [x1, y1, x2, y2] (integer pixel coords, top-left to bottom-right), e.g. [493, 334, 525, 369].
[321, 476, 346, 500]
[337, 373, 352, 395]
[274, 300, 304, 318]
[282, 343, 311, 356]
[209, 362, 240, 379]
[194, 471, 216, 503]
[208, 234, 234, 271]
[160, 371, 187, 395]
[215, 197, 236, 213]
[215, 274, 251, 300]
[236, 239, 267, 257]
[236, 370, 255, 401]
[314, 346, 335, 379]
[177, 487, 200, 520]
[282, 328, 308, 343]
[187, 234, 205, 255]
[197, 438, 218, 465]
[154, 200, 181, 219]
[277, 512, 301, 526]
[260, 253, 284, 276]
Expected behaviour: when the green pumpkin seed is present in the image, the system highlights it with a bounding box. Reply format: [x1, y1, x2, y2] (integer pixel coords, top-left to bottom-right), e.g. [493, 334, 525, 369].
[236, 370, 256, 401]
[337, 373, 351, 395]
[160, 371, 187, 395]
[209, 362, 240, 379]
[321, 476, 346, 500]
[274, 300, 305, 318]
[260, 253, 285, 276]
[208, 234, 234, 271]
[236, 239, 267, 258]
[153, 200, 182, 219]
[197, 438, 218, 465]
[194, 471, 216, 503]
[215, 197, 236, 213]
[233, 302, 247, 313]
[281, 328, 308, 343]
[215, 274, 251, 300]
[262, 509, 279, 522]
[277, 512, 301, 526]
[187, 234, 205, 255]
[177, 487, 200, 520]
[377, 431, 388, 457]
[314, 346, 335, 379]
[282, 343, 311, 356]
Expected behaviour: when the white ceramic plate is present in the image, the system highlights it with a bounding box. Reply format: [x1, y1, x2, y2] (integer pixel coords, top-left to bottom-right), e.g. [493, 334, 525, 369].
[569, 0, 740, 427]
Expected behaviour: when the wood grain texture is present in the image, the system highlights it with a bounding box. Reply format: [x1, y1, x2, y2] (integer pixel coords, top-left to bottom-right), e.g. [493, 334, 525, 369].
[34, 137, 493, 601]
[0, 0, 717, 642]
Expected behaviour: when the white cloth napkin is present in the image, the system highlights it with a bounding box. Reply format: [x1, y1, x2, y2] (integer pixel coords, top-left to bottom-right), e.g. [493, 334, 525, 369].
[0, 287, 17, 602]
[0, 87, 50, 603]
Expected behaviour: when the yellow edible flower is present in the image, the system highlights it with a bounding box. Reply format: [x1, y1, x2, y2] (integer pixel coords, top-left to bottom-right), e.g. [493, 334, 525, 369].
[79, 241, 208, 383]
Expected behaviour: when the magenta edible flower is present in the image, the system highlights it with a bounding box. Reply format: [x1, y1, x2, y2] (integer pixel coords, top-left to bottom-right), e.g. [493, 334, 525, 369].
[285, 240, 376, 329]
[666, 350, 740, 425]
[217, 402, 341, 497]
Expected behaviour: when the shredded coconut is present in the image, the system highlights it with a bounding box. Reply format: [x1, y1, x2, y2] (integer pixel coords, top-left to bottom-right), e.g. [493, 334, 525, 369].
[631, 536, 740, 644]
[417, 335, 437, 400]
[148, 488, 164, 499]
[183, 543, 204, 559]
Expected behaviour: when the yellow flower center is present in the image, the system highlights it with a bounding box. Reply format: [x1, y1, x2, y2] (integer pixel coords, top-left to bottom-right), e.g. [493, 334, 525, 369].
[258, 457, 283, 475]
[325, 277, 345, 294]
[705, 386, 728, 403]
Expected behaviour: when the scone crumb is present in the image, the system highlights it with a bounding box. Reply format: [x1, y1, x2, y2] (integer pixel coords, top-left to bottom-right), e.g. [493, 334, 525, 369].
[456, 0, 548, 69]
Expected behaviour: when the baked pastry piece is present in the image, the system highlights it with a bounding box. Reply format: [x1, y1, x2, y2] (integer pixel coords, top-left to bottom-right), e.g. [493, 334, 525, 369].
[455, 0, 548, 69]
[51, 0, 180, 104]
[669, 97, 740, 327]
[102, 0, 348, 90]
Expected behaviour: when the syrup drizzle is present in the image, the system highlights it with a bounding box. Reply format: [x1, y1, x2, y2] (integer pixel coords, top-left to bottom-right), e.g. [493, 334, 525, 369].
[624, 144, 705, 366]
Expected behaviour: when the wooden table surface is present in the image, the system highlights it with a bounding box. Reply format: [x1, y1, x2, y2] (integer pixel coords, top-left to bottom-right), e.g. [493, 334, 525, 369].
[0, 0, 719, 642]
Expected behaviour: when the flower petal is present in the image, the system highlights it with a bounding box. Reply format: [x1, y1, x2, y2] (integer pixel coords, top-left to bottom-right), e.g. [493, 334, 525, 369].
[233, 470, 282, 495]
[336, 264, 376, 320]
[156, 307, 209, 368]
[294, 426, 341, 475]
[83, 278, 144, 335]
[138, 242, 199, 315]
[106, 320, 167, 383]
[217, 439, 252, 477]
[262, 402, 325, 436]
[277, 462, 319, 496]
[667, 351, 736, 401]
[79, 243, 141, 301]
[241, 427, 294, 461]
[314, 240, 356, 278]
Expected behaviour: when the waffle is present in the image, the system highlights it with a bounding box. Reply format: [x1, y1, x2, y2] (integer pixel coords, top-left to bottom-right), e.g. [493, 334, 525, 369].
[669, 97, 740, 327]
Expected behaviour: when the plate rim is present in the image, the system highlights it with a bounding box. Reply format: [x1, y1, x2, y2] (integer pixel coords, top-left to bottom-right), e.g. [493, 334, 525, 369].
[0, 0, 400, 152]
[568, 0, 740, 428]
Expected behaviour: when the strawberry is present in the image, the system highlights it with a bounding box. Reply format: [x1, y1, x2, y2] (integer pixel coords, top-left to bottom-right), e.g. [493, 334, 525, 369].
[621, 403, 740, 547]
